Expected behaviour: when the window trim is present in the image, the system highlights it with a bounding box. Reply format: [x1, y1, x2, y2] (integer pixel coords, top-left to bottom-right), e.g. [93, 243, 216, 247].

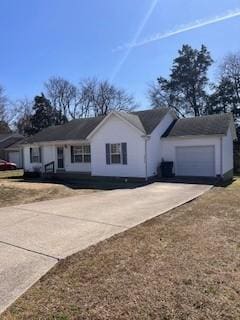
[71, 144, 91, 163]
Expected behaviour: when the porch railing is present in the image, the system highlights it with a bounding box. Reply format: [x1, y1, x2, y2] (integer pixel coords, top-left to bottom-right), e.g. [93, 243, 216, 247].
[44, 161, 55, 173]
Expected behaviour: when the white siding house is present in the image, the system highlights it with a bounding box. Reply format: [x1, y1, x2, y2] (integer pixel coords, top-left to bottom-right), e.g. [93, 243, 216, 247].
[22, 109, 236, 181]
[222, 128, 234, 175]
[146, 112, 176, 177]
[90, 114, 146, 178]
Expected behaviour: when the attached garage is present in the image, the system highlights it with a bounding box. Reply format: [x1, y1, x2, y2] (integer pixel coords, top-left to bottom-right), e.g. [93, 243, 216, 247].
[0, 134, 24, 169]
[8, 151, 22, 168]
[161, 113, 237, 180]
[175, 146, 215, 177]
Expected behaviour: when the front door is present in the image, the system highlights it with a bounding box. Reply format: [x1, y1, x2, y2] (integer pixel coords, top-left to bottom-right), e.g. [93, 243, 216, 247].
[57, 147, 64, 169]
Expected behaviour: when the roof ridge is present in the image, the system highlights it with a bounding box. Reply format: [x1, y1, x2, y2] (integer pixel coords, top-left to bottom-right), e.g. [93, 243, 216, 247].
[178, 113, 232, 121]
[131, 107, 169, 114]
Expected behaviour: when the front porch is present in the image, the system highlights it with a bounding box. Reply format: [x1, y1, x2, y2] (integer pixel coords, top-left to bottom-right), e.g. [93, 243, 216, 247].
[25, 142, 92, 175]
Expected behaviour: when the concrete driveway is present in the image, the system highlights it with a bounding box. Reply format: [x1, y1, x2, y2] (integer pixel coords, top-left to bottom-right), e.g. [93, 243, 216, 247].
[0, 182, 211, 314]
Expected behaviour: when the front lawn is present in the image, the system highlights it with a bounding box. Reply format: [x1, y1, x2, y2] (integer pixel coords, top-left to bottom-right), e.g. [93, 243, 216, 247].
[0, 170, 142, 208]
[2, 180, 240, 320]
[0, 171, 95, 208]
[0, 169, 23, 180]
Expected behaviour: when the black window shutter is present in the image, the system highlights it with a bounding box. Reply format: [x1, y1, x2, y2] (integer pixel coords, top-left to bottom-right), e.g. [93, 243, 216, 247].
[106, 144, 110, 164]
[71, 146, 74, 163]
[30, 148, 33, 163]
[121, 143, 127, 165]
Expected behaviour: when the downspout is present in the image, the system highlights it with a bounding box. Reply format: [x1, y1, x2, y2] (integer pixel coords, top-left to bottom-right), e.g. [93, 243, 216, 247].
[144, 136, 150, 181]
[145, 138, 148, 181]
[21, 147, 24, 171]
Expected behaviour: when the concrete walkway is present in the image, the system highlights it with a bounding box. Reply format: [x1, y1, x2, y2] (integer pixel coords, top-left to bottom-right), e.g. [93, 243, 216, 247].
[0, 182, 211, 314]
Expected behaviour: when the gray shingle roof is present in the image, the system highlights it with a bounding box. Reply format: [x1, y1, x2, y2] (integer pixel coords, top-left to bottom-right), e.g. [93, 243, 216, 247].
[0, 135, 24, 149]
[0, 133, 22, 142]
[4, 139, 25, 150]
[162, 113, 233, 138]
[26, 116, 105, 143]
[24, 108, 170, 143]
[0, 133, 12, 141]
[133, 108, 169, 134]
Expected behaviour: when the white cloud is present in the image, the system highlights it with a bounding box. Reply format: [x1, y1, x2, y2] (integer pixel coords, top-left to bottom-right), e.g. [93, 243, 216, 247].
[114, 8, 240, 52]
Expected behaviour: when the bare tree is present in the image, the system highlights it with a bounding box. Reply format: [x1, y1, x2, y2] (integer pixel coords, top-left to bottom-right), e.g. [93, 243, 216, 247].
[44, 77, 137, 119]
[219, 52, 240, 105]
[0, 85, 7, 121]
[78, 78, 137, 117]
[0, 85, 11, 133]
[77, 78, 97, 118]
[44, 76, 79, 120]
[13, 98, 33, 134]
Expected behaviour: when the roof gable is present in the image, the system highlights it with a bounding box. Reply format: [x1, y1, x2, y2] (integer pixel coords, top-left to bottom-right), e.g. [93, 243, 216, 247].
[87, 111, 147, 139]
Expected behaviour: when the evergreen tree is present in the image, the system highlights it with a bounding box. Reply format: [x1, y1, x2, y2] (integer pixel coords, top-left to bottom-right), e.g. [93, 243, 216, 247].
[149, 44, 213, 117]
[25, 94, 66, 135]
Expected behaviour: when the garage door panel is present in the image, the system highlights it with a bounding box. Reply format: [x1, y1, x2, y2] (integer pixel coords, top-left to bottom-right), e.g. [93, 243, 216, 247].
[9, 151, 21, 168]
[176, 146, 215, 177]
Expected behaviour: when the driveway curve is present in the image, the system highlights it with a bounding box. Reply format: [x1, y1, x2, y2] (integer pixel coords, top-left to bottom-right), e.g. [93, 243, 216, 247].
[0, 182, 211, 314]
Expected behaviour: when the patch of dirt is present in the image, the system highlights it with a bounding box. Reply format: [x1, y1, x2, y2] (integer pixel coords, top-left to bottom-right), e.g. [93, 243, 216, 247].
[2, 180, 240, 320]
[0, 180, 95, 208]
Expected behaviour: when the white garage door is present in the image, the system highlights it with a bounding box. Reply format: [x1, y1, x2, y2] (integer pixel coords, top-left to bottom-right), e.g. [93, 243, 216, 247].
[176, 146, 215, 177]
[9, 151, 21, 168]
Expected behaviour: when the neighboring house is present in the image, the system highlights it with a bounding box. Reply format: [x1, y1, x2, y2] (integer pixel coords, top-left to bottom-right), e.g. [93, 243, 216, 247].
[22, 108, 236, 180]
[0, 133, 24, 168]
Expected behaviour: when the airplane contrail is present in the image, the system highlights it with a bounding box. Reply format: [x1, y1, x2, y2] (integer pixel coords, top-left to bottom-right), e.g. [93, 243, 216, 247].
[110, 0, 159, 82]
[114, 8, 240, 52]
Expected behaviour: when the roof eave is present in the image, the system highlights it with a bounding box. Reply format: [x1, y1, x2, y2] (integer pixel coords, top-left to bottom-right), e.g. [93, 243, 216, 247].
[22, 139, 89, 146]
[161, 133, 226, 139]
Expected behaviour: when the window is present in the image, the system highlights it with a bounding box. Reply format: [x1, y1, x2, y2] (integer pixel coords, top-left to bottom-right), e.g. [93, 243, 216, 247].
[71, 145, 91, 163]
[30, 147, 41, 163]
[111, 143, 121, 164]
[106, 143, 127, 165]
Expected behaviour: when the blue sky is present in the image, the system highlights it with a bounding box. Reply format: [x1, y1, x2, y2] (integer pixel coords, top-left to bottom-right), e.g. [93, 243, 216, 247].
[0, 0, 239, 108]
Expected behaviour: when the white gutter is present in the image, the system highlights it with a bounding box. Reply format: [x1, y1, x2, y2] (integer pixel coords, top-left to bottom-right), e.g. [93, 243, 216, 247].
[22, 140, 89, 147]
[161, 134, 225, 140]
